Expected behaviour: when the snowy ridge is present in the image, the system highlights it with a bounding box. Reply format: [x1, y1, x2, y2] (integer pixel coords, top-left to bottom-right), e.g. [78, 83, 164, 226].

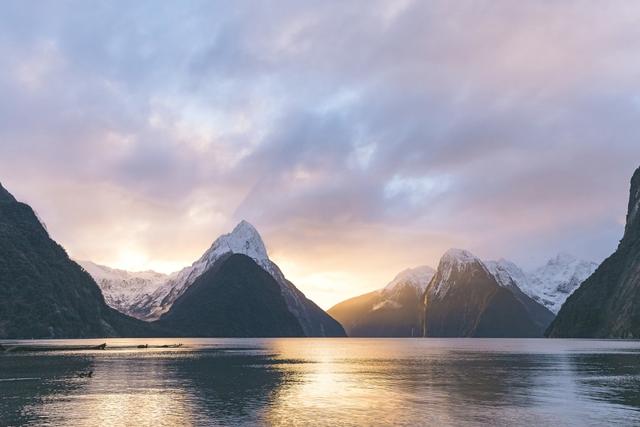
[78, 260, 168, 315]
[429, 248, 486, 298]
[485, 259, 528, 292]
[369, 265, 436, 312]
[382, 266, 436, 295]
[424, 249, 594, 313]
[485, 254, 597, 314]
[523, 253, 598, 314]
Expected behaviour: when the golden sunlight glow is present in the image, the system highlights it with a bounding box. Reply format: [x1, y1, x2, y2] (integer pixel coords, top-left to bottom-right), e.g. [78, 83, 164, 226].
[110, 249, 185, 274]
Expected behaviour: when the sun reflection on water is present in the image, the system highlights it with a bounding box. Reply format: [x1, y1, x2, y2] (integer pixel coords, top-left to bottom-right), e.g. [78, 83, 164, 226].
[2, 338, 640, 426]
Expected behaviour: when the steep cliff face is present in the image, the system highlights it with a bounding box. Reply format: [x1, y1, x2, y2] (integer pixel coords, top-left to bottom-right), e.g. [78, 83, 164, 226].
[547, 167, 640, 338]
[423, 250, 544, 338]
[0, 183, 157, 339]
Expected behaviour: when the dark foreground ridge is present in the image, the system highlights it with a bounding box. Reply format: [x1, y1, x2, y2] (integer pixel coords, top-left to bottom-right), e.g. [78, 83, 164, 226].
[0, 182, 161, 339]
[547, 166, 640, 338]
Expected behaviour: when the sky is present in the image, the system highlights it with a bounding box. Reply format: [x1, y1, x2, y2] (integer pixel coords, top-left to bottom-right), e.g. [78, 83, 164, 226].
[1, 1, 640, 309]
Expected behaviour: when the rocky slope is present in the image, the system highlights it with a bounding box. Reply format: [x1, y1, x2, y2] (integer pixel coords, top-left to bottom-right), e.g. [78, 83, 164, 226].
[423, 249, 551, 337]
[0, 183, 158, 339]
[547, 167, 640, 338]
[157, 254, 305, 337]
[328, 266, 435, 337]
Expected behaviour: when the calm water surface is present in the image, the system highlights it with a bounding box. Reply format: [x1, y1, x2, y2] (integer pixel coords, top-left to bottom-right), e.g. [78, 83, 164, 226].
[1, 338, 640, 426]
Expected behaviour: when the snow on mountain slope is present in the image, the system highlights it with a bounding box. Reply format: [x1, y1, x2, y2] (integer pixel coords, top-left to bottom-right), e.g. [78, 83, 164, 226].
[485, 259, 529, 292]
[524, 253, 598, 314]
[371, 265, 436, 311]
[430, 249, 488, 298]
[77, 260, 169, 315]
[485, 254, 598, 314]
[382, 266, 436, 296]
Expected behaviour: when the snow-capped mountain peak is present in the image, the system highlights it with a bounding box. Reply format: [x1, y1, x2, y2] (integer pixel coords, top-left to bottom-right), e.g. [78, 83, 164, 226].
[484, 253, 597, 314]
[441, 248, 479, 265]
[199, 220, 268, 266]
[430, 249, 487, 298]
[139, 220, 270, 320]
[524, 254, 598, 313]
[382, 265, 436, 295]
[437, 248, 484, 279]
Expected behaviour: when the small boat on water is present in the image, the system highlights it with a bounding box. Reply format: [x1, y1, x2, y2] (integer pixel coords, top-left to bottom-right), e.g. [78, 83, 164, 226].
[0, 343, 184, 353]
[160, 344, 183, 348]
[0, 343, 107, 353]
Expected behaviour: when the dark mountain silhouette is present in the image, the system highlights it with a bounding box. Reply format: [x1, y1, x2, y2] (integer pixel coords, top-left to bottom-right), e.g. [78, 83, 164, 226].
[0, 183, 158, 339]
[157, 254, 305, 337]
[547, 167, 640, 338]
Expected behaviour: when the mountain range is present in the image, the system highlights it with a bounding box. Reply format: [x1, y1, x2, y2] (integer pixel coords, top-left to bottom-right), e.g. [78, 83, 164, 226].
[2, 166, 638, 339]
[329, 250, 593, 337]
[487, 255, 598, 314]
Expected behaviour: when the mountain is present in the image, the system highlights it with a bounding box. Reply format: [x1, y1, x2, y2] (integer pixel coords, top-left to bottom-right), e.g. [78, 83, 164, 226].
[485, 260, 556, 332]
[130, 220, 271, 321]
[328, 266, 435, 337]
[77, 261, 168, 316]
[547, 167, 640, 338]
[0, 183, 158, 339]
[157, 254, 305, 337]
[483, 255, 597, 314]
[87, 220, 345, 337]
[423, 249, 551, 337]
[521, 254, 598, 314]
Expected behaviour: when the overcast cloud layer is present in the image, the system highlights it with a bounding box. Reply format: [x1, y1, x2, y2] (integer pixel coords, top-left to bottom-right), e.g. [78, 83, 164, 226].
[1, 1, 639, 308]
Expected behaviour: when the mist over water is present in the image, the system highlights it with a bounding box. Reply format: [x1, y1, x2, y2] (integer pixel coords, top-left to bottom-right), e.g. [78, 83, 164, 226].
[1, 338, 639, 426]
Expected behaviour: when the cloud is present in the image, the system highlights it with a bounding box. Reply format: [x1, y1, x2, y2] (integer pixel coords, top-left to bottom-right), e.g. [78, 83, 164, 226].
[1, 1, 639, 307]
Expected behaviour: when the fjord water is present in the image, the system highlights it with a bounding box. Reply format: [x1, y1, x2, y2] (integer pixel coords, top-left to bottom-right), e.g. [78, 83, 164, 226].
[1, 339, 639, 426]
